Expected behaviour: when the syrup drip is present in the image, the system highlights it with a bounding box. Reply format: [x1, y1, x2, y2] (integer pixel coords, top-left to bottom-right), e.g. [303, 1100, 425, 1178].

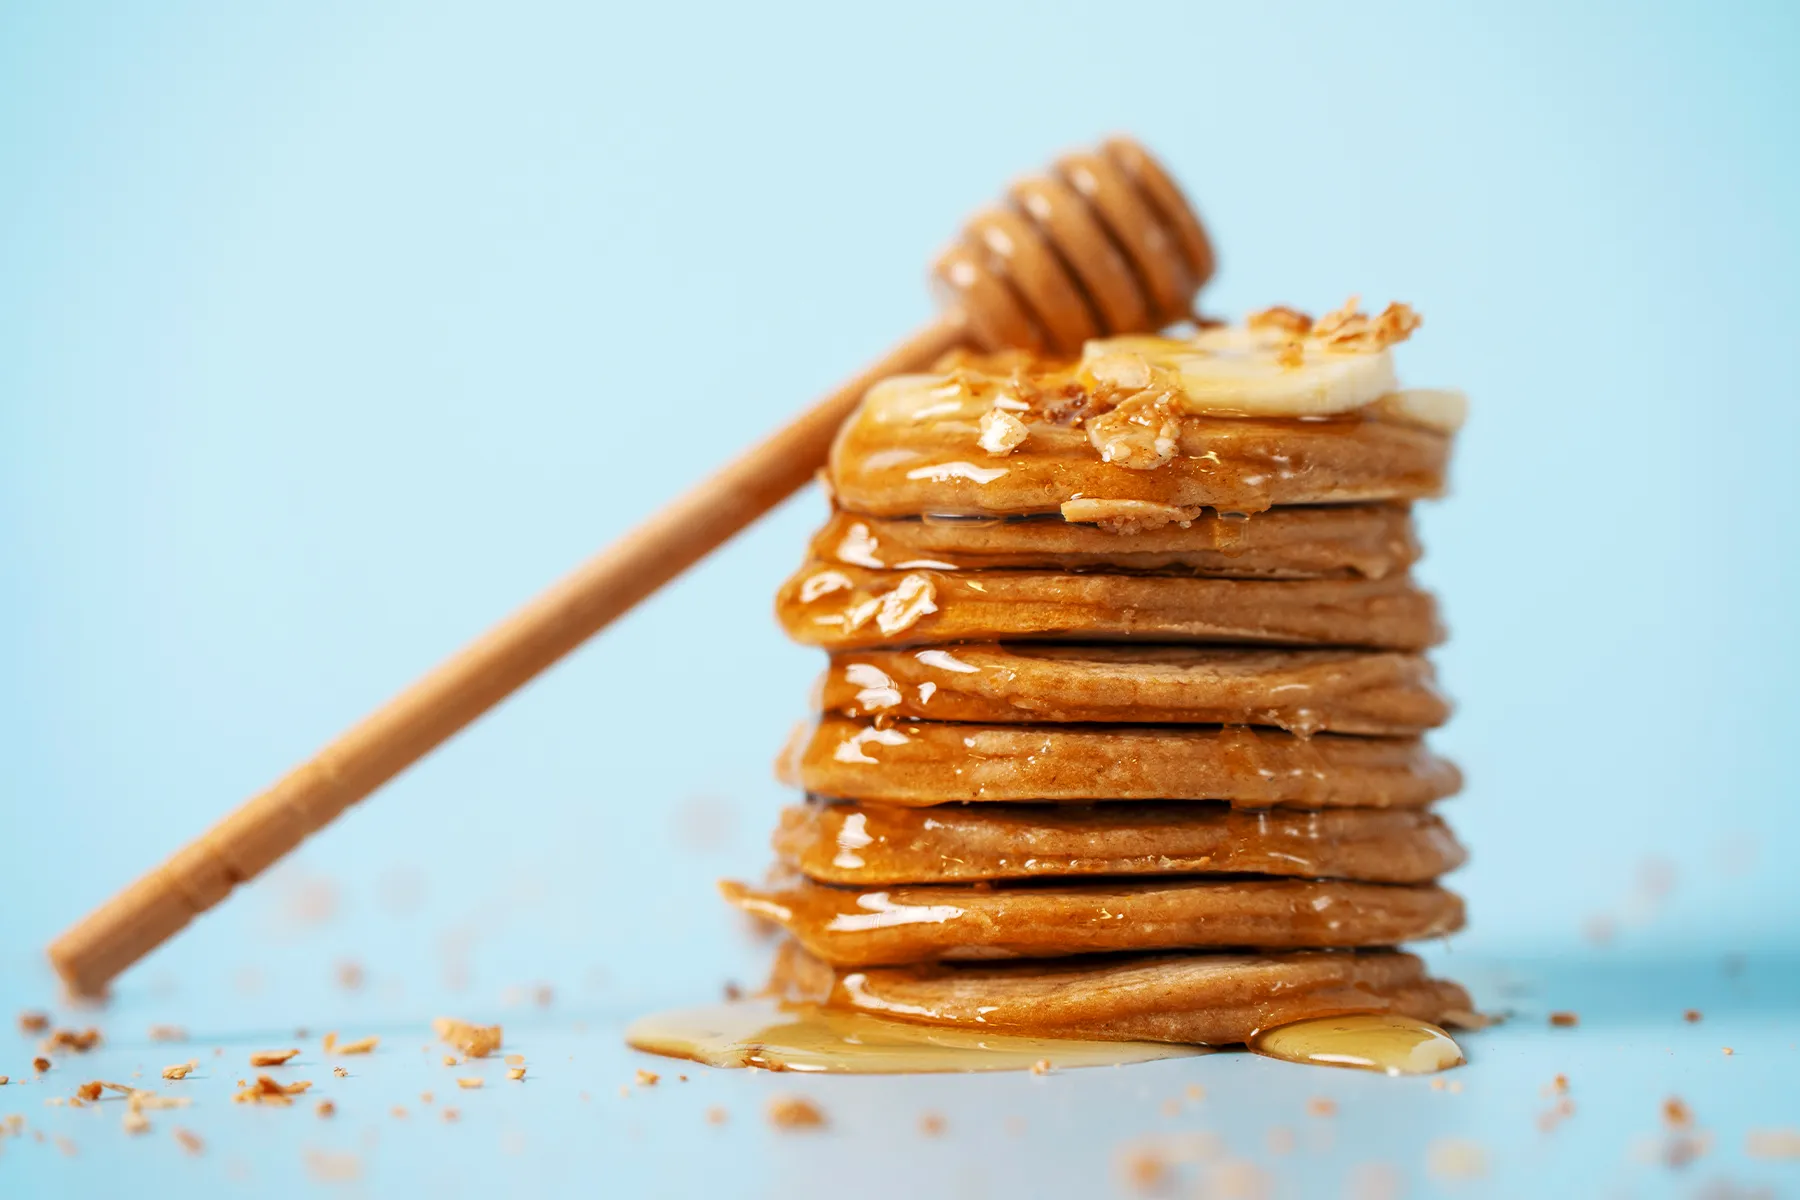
[626, 999, 1207, 1074]
[1249, 1012, 1464, 1076]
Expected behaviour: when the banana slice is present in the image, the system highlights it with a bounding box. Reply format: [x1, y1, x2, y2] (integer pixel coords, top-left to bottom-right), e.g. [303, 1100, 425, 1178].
[1080, 327, 1399, 419]
[1371, 388, 1468, 434]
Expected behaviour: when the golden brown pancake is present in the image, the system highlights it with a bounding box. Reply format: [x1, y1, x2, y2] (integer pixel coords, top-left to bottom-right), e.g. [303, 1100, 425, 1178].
[768, 942, 1473, 1046]
[808, 505, 1420, 579]
[784, 716, 1461, 809]
[830, 406, 1449, 517]
[721, 874, 1464, 967]
[774, 802, 1466, 886]
[778, 563, 1442, 651]
[818, 643, 1450, 734]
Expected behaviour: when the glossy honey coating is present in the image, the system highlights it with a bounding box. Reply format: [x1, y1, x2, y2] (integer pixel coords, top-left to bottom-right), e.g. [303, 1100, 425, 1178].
[778, 562, 1442, 652]
[784, 716, 1462, 809]
[721, 874, 1464, 967]
[768, 942, 1474, 1046]
[817, 643, 1451, 734]
[807, 504, 1421, 579]
[775, 802, 1467, 886]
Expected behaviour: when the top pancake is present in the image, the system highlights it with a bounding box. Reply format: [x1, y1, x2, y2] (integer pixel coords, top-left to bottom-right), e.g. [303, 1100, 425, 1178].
[829, 379, 1449, 518]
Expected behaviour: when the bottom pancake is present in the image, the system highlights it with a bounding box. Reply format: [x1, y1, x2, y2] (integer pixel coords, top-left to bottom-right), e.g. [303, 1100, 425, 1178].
[767, 941, 1474, 1045]
[774, 802, 1466, 886]
[721, 874, 1465, 967]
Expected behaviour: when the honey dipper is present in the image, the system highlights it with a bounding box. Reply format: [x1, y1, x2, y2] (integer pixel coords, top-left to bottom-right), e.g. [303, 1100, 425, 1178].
[48, 136, 1215, 996]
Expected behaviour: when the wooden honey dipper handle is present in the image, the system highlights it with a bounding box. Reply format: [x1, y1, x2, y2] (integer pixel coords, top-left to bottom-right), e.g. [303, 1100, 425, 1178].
[48, 136, 1212, 996]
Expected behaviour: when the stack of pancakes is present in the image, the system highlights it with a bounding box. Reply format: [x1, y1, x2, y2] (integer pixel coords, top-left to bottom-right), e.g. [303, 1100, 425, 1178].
[724, 304, 1474, 1045]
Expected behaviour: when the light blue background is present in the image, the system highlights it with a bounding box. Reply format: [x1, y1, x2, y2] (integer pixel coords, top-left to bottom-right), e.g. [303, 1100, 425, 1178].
[2, 2, 1797, 1196]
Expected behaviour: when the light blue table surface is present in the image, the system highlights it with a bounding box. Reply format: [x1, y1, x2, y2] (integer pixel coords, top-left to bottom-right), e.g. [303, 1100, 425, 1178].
[4, 2, 1798, 1196]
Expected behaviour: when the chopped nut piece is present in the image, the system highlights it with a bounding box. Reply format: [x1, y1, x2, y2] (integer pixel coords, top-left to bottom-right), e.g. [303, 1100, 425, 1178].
[767, 1095, 826, 1130]
[456, 1078, 483, 1090]
[432, 1017, 502, 1058]
[332, 1067, 347, 1078]
[249, 1049, 299, 1067]
[1247, 305, 1313, 336]
[75, 1082, 102, 1102]
[1548, 1011, 1579, 1028]
[977, 408, 1029, 456]
[1086, 390, 1180, 470]
[442, 1055, 457, 1067]
[1683, 1009, 1702, 1023]
[32, 1057, 50, 1074]
[634, 1069, 660, 1087]
[1058, 497, 1202, 534]
[1663, 1097, 1693, 1128]
[0, 1077, 8, 1086]
[507, 1067, 526, 1081]
[173, 1127, 204, 1155]
[17, 1012, 50, 1036]
[161, 1062, 197, 1081]
[316, 1099, 335, 1118]
[874, 574, 938, 637]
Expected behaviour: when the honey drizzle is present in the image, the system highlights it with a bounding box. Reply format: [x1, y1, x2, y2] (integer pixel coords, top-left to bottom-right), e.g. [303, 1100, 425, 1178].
[626, 999, 1206, 1075]
[1249, 1012, 1464, 1076]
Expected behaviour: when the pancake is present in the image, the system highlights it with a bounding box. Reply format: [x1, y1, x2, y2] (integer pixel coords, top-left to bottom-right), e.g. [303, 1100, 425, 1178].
[819, 643, 1450, 734]
[830, 390, 1449, 517]
[808, 505, 1420, 579]
[778, 563, 1442, 651]
[773, 802, 1466, 886]
[767, 942, 1474, 1046]
[722, 875, 1464, 967]
[783, 716, 1462, 809]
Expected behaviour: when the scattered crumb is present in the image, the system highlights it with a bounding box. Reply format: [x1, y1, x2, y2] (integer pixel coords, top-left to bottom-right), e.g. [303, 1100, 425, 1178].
[442, 1108, 459, 1122]
[706, 1106, 728, 1126]
[1308, 1097, 1338, 1117]
[0, 1077, 8, 1086]
[232, 1076, 312, 1106]
[1449, 1081, 1463, 1094]
[32, 1057, 49, 1073]
[1548, 1012, 1579, 1028]
[162, 1062, 197, 1081]
[1427, 1137, 1488, 1180]
[122, 1108, 150, 1135]
[304, 1149, 362, 1184]
[635, 1069, 659, 1087]
[1746, 1129, 1800, 1159]
[174, 1127, 204, 1155]
[54, 1135, 77, 1157]
[316, 1099, 335, 1118]
[18, 1012, 50, 1035]
[1267, 1126, 1297, 1155]
[456, 1078, 482, 1090]
[1160, 1098, 1181, 1117]
[919, 1111, 946, 1137]
[249, 1049, 299, 1067]
[534, 985, 554, 1007]
[336, 961, 365, 991]
[1664, 1097, 1694, 1128]
[442, 1055, 457, 1067]
[1120, 1148, 1167, 1192]
[507, 1068, 525, 1082]
[432, 1017, 502, 1058]
[1537, 1097, 1577, 1133]
[148, 1025, 187, 1043]
[767, 1095, 826, 1131]
[617, 1086, 628, 1098]
[504, 1054, 525, 1067]
[1684, 1009, 1702, 1023]
[332, 1036, 378, 1056]
[1722, 1047, 1735, 1055]
[1550, 1073, 1570, 1095]
[75, 1082, 102, 1102]
[332, 1067, 347, 1078]
[722, 981, 743, 1002]
[42, 1028, 102, 1053]
[1185, 1084, 1205, 1101]
[1030, 1059, 1052, 1076]
[419, 1091, 434, 1104]
[391, 1106, 408, 1119]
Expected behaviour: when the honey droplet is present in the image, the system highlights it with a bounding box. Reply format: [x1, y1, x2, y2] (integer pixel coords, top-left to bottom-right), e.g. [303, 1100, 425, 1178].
[626, 999, 1207, 1075]
[1250, 1012, 1464, 1076]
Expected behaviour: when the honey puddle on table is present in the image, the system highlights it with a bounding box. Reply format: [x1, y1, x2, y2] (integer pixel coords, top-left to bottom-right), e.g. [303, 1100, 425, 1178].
[626, 999, 1208, 1074]
[1249, 1012, 1465, 1075]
